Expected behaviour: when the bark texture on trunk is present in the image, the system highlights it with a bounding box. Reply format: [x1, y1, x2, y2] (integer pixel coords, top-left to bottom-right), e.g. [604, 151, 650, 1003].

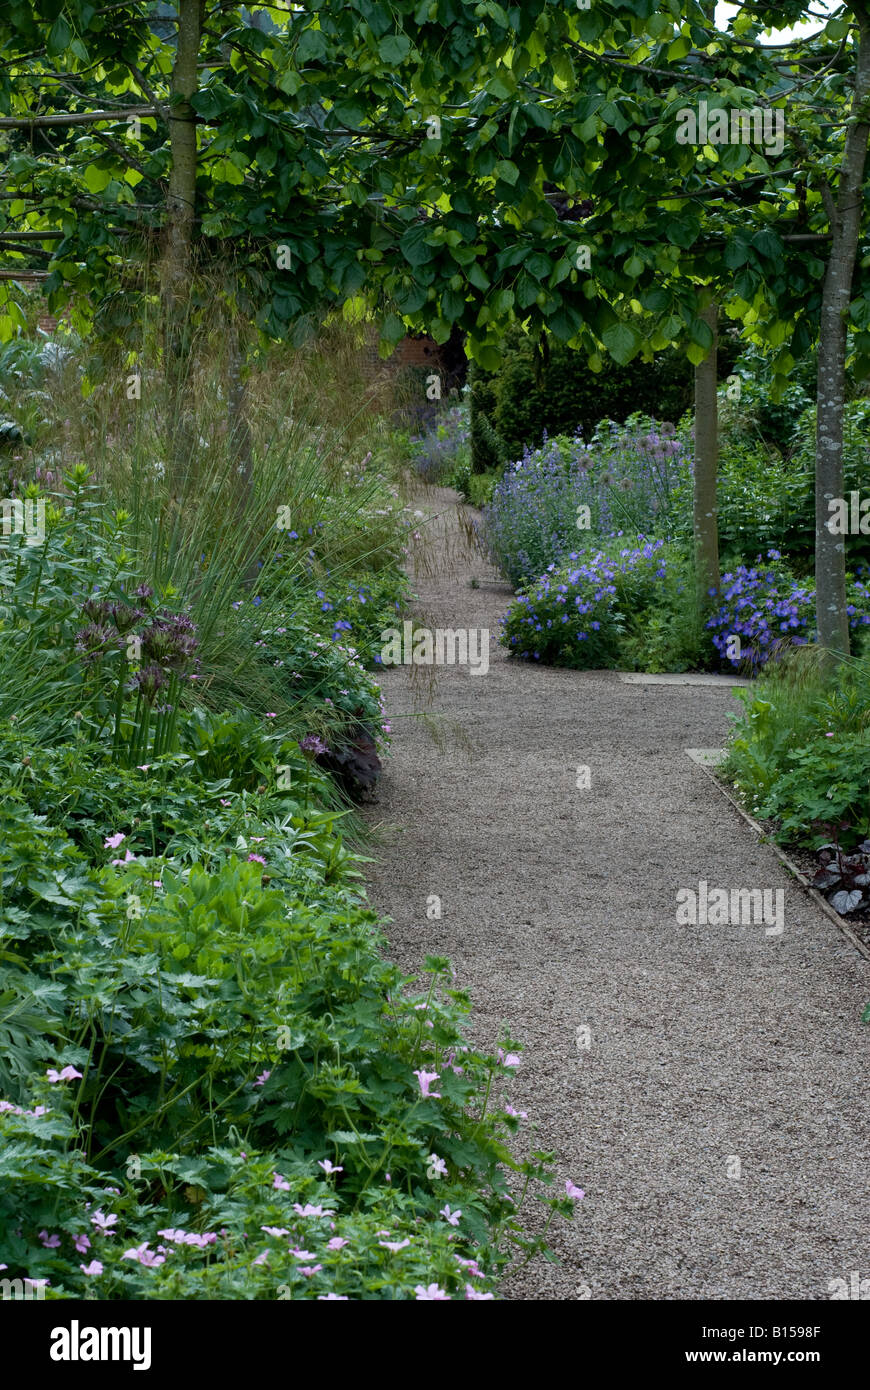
[693, 300, 720, 602]
[162, 0, 201, 463]
[815, 6, 870, 661]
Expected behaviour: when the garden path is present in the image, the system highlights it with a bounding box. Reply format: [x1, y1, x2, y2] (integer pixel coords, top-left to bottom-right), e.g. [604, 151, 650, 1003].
[365, 483, 870, 1300]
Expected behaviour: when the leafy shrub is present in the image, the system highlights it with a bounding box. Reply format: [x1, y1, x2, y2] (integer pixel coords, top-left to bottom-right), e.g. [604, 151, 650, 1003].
[723, 648, 870, 846]
[0, 1110, 506, 1299]
[713, 397, 870, 571]
[468, 360, 508, 474]
[482, 325, 700, 462]
[482, 418, 690, 588]
[500, 538, 672, 667]
[0, 769, 576, 1297]
[719, 342, 816, 452]
[706, 552, 870, 671]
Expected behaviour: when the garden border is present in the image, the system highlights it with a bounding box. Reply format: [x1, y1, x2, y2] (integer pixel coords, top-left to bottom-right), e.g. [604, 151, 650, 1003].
[687, 750, 870, 962]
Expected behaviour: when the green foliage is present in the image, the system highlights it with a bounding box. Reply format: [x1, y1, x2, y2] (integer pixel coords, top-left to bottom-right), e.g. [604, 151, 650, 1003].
[716, 398, 870, 571]
[0, 436, 573, 1298]
[468, 362, 508, 475]
[501, 537, 702, 670]
[0, 739, 571, 1297]
[723, 649, 870, 845]
[485, 326, 695, 463]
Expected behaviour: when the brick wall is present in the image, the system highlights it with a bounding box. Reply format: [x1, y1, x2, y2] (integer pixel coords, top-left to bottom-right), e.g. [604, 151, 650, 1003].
[360, 323, 444, 382]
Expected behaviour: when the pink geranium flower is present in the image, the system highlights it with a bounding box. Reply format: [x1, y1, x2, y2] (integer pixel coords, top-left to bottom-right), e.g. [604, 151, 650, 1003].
[465, 1284, 495, 1300]
[46, 1065, 83, 1083]
[413, 1069, 441, 1099]
[565, 1180, 585, 1201]
[318, 1160, 343, 1175]
[80, 1260, 104, 1277]
[415, 1283, 450, 1300]
[272, 1173, 291, 1191]
[122, 1244, 165, 1267]
[39, 1230, 61, 1248]
[90, 1210, 117, 1233]
[439, 1205, 461, 1226]
[104, 833, 125, 849]
[327, 1237, 349, 1250]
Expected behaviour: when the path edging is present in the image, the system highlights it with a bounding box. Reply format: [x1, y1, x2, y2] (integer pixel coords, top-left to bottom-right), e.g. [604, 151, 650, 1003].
[688, 752, 870, 963]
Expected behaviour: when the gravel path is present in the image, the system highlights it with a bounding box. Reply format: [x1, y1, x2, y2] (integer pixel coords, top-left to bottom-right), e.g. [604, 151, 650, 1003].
[365, 484, 870, 1301]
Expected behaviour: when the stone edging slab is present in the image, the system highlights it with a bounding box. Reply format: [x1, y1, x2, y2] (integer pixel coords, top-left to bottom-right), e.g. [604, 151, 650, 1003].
[620, 672, 754, 687]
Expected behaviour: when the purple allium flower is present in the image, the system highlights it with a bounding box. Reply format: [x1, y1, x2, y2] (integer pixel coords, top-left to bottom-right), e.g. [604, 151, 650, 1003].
[299, 734, 328, 756]
[131, 663, 168, 704]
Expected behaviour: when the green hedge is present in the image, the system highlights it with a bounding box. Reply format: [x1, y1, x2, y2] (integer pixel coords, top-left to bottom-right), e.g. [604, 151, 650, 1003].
[470, 326, 742, 468]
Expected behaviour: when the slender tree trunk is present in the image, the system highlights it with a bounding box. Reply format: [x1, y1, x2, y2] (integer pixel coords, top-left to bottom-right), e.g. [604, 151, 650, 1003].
[162, 0, 201, 468]
[693, 300, 719, 601]
[815, 6, 870, 662]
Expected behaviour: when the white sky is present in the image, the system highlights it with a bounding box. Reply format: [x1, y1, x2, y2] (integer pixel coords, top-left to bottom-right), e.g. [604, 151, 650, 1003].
[715, 1, 842, 44]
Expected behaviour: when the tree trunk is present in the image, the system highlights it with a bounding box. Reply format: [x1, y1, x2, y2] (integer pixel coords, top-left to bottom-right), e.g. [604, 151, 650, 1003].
[815, 6, 870, 662]
[162, 0, 201, 464]
[693, 300, 719, 601]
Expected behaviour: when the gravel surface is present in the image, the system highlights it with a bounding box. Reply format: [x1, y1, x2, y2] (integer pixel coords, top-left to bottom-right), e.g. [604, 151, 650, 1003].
[364, 484, 870, 1301]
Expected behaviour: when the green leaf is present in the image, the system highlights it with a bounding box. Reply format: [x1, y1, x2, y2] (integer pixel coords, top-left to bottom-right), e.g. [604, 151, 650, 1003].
[825, 16, 850, 39]
[400, 226, 433, 267]
[551, 51, 573, 86]
[377, 34, 412, 65]
[495, 159, 519, 186]
[602, 321, 641, 366]
[467, 262, 491, 291]
[381, 311, 406, 345]
[524, 252, 552, 282]
[751, 228, 783, 263]
[641, 287, 671, 313]
[47, 16, 72, 56]
[667, 36, 691, 60]
[723, 238, 749, 270]
[297, 28, 328, 63]
[82, 165, 111, 194]
[687, 316, 714, 350]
